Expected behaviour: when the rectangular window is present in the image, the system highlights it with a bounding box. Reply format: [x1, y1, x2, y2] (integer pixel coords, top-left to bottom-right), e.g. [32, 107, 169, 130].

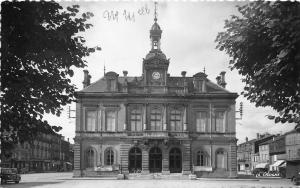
[196, 111, 208, 132]
[215, 111, 225, 132]
[150, 108, 162, 131]
[86, 111, 96, 131]
[130, 109, 142, 131]
[106, 111, 116, 131]
[170, 110, 182, 131]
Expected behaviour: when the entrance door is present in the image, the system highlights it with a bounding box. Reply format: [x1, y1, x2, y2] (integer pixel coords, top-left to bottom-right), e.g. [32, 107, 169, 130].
[128, 147, 142, 173]
[216, 150, 225, 169]
[169, 148, 182, 173]
[149, 147, 162, 173]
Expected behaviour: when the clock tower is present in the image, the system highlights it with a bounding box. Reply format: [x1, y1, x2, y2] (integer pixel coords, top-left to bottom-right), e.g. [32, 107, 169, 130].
[142, 2, 169, 93]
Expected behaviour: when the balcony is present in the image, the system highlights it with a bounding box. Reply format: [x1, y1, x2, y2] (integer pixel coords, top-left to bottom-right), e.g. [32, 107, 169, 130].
[126, 131, 189, 139]
[76, 131, 126, 137]
[76, 131, 189, 139]
[143, 131, 168, 138]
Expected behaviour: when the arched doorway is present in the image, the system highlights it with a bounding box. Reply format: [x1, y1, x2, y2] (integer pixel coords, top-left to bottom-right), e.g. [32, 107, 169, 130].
[149, 147, 162, 173]
[128, 147, 142, 173]
[216, 149, 226, 169]
[169, 148, 182, 173]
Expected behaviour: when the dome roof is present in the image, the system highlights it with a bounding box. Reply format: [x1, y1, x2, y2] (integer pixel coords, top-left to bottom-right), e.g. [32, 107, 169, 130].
[151, 22, 161, 31]
[145, 50, 166, 60]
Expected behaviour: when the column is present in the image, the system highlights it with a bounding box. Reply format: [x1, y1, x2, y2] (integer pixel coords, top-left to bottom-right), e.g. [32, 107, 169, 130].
[143, 104, 147, 130]
[182, 142, 191, 175]
[183, 105, 187, 131]
[162, 146, 170, 174]
[163, 104, 167, 131]
[141, 146, 149, 174]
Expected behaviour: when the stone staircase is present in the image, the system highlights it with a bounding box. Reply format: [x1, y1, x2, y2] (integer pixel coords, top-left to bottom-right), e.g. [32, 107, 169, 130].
[195, 169, 230, 178]
[127, 173, 190, 180]
[83, 170, 119, 177]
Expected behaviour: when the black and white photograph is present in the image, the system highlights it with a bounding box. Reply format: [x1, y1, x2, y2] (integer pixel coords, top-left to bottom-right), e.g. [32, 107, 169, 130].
[1, 1, 300, 187]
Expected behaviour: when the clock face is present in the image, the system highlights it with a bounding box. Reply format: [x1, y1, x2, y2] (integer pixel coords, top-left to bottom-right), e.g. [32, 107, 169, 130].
[152, 72, 161, 80]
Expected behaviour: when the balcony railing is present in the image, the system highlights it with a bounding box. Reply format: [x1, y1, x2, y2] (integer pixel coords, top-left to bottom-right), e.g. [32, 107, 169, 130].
[76, 130, 233, 139]
[143, 131, 168, 138]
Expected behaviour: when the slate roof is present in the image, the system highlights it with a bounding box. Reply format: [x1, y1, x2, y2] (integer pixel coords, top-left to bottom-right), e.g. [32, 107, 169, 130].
[79, 75, 231, 94]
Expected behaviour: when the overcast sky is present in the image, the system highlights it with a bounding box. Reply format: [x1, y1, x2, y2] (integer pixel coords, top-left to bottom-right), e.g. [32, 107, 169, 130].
[44, 1, 295, 144]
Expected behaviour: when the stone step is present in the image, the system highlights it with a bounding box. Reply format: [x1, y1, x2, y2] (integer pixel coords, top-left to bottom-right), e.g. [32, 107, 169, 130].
[127, 173, 190, 180]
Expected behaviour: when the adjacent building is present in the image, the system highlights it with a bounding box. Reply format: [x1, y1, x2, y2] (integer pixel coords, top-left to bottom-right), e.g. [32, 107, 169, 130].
[73, 11, 238, 178]
[285, 130, 300, 179]
[1, 132, 73, 173]
[237, 137, 255, 174]
[238, 129, 300, 177]
[269, 135, 286, 172]
[237, 133, 275, 174]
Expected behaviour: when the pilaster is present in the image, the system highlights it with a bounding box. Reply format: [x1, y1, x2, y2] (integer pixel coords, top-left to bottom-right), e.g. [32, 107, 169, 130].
[143, 103, 148, 130]
[229, 142, 238, 178]
[73, 140, 82, 177]
[162, 146, 170, 174]
[141, 146, 149, 174]
[120, 144, 131, 174]
[182, 142, 191, 174]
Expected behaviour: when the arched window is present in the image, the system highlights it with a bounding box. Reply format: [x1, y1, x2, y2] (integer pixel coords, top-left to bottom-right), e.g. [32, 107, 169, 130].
[150, 108, 162, 131]
[196, 151, 208, 166]
[170, 109, 182, 131]
[105, 148, 114, 165]
[86, 148, 95, 168]
[130, 109, 142, 131]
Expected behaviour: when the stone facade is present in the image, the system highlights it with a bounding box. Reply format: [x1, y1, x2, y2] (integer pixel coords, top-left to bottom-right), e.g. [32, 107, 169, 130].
[73, 15, 238, 178]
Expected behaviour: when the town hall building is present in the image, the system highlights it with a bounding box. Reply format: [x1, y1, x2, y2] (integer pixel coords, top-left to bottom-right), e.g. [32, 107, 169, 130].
[73, 7, 238, 178]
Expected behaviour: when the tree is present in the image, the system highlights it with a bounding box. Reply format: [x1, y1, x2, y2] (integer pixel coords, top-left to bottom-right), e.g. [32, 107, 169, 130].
[215, 1, 300, 129]
[1, 1, 100, 156]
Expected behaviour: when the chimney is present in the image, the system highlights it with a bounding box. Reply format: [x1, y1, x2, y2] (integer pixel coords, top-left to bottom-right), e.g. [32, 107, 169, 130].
[216, 76, 221, 85]
[123, 70, 128, 77]
[88, 75, 91, 85]
[220, 71, 227, 88]
[181, 71, 187, 77]
[246, 137, 248, 142]
[83, 70, 89, 88]
[257, 133, 260, 139]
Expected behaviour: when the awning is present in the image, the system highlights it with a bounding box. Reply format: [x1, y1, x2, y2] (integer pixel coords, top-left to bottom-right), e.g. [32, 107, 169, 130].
[255, 163, 269, 169]
[279, 162, 286, 167]
[65, 162, 73, 165]
[271, 160, 285, 167]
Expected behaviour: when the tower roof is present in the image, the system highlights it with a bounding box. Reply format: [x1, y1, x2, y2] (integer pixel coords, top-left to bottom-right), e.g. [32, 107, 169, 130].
[145, 1, 166, 60]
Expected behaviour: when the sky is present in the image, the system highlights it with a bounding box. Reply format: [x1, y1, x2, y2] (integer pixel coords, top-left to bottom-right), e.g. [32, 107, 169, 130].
[44, 1, 295, 144]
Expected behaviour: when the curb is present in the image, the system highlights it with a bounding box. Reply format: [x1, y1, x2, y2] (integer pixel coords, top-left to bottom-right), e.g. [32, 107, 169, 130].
[196, 178, 259, 181]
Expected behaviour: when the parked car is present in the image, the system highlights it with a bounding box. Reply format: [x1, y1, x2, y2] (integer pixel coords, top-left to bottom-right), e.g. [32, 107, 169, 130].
[286, 161, 300, 185]
[252, 168, 268, 177]
[1, 168, 21, 184]
[292, 172, 300, 185]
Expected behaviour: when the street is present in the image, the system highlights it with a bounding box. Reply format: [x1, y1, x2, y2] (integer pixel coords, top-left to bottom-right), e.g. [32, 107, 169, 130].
[1, 172, 299, 188]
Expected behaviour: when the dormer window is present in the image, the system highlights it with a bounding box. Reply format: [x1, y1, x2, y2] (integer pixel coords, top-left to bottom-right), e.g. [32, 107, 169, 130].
[105, 71, 119, 92]
[193, 72, 207, 93]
